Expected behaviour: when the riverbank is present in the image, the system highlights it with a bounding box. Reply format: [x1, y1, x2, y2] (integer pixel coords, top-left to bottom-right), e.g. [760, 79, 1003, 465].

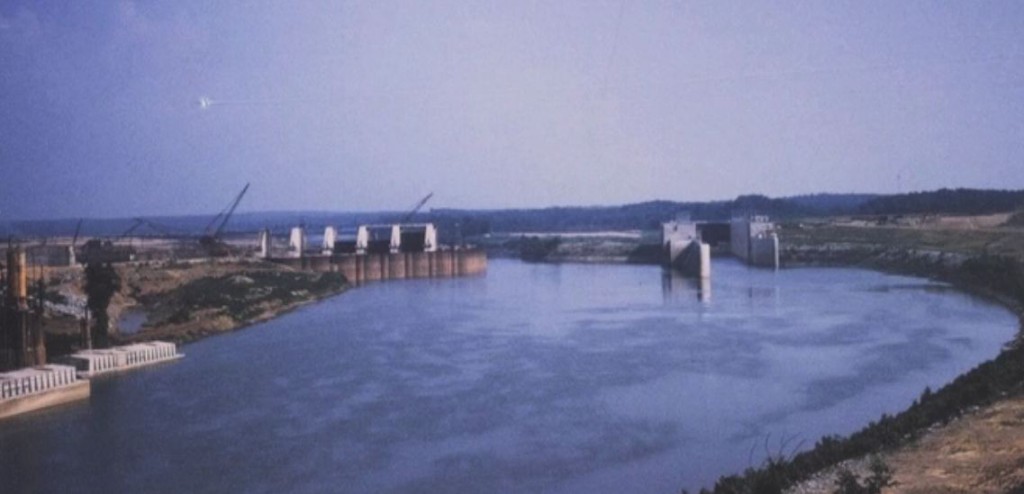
[706, 223, 1024, 494]
[478, 223, 1024, 493]
[41, 258, 350, 349]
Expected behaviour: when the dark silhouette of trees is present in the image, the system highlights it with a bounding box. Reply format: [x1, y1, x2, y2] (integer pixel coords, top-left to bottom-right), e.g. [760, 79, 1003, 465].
[858, 188, 1024, 216]
[85, 262, 120, 348]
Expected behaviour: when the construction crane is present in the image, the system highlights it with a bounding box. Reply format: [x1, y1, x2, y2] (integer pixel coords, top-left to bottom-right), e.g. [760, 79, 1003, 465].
[120, 217, 180, 239]
[71, 218, 83, 249]
[199, 183, 250, 256]
[401, 192, 433, 223]
[120, 218, 145, 239]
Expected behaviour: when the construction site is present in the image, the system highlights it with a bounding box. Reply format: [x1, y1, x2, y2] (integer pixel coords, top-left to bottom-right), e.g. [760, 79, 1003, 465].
[0, 185, 487, 419]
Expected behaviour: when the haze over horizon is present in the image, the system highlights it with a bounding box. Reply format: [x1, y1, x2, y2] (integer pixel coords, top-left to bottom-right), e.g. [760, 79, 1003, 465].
[2, 1, 1023, 221]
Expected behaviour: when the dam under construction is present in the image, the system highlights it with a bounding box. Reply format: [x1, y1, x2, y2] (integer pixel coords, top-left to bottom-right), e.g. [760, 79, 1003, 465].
[258, 223, 487, 284]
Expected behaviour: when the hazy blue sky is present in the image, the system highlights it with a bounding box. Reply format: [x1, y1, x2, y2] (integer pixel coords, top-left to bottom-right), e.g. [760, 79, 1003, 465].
[2, 1, 1022, 220]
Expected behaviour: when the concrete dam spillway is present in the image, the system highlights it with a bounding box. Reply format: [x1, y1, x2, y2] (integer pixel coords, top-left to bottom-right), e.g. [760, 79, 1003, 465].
[274, 249, 488, 285]
[261, 222, 487, 284]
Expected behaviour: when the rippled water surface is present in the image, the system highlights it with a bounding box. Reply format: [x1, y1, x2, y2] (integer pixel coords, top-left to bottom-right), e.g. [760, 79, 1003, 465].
[0, 259, 1016, 493]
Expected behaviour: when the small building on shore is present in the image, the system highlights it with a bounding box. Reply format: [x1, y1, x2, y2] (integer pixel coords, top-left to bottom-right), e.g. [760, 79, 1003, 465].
[0, 364, 90, 420]
[56, 341, 182, 378]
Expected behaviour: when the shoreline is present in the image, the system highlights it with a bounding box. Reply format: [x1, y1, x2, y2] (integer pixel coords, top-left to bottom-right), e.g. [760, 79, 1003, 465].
[490, 238, 1024, 492]
[86, 245, 1024, 491]
[708, 241, 1024, 492]
[115, 282, 352, 347]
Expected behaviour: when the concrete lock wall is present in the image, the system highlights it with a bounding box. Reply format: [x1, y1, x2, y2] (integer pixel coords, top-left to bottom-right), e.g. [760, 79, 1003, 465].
[670, 240, 710, 279]
[730, 217, 778, 269]
[750, 233, 779, 269]
[730, 220, 751, 261]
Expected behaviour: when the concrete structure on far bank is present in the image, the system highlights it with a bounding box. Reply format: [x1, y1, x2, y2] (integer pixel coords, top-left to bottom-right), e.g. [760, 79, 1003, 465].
[261, 222, 485, 285]
[730, 215, 779, 269]
[661, 218, 711, 279]
[661, 213, 780, 277]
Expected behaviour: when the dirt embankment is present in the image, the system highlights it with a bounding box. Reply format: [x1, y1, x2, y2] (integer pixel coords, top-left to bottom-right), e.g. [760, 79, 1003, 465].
[774, 223, 1024, 494]
[43, 258, 349, 347]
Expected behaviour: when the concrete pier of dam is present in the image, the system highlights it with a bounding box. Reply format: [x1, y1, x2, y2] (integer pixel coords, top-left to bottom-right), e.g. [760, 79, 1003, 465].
[661, 214, 780, 277]
[662, 220, 711, 279]
[271, 249, 487, 285]
[262, 222, 486, 285]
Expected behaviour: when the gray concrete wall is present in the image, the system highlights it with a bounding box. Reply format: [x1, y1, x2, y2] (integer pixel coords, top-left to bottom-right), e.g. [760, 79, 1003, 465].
[730, 217, 778, 269]
[282, 249, 487, 285]
[749, 233, 779, 268]
[671, 240, 710, 279]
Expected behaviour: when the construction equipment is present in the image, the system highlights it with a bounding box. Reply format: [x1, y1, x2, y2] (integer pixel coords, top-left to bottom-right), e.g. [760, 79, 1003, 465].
[199, 183, 250, 256]
[401, 192, 433, 223]
[120, 219, 145, 239]
[71, 219, 83, 249]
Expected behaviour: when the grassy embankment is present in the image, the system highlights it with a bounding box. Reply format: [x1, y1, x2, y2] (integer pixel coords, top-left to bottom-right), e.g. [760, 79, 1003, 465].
[702, 222, 1024, 493]
[110, 259, 348, 344]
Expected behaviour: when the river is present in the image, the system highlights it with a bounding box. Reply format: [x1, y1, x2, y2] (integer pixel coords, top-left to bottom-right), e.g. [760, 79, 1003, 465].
[0, 259, 1017, 493]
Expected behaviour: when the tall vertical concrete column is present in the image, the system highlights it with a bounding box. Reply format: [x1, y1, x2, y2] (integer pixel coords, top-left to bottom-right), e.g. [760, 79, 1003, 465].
[258, 229, 271, 259]
[322, 227, 337, 255]
[289, 227, 306, 258]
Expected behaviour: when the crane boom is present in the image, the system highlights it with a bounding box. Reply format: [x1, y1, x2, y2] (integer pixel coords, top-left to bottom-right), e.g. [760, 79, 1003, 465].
[71, 218, 83, 248]
[120, 218, 144, 238]
[401, 192, 433, 223]
[213, 183, 250, 238]
[198, 183, 249, 257]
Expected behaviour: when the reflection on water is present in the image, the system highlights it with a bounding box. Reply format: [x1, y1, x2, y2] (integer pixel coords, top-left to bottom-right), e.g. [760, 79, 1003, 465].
[0, 259, 1016, 494]
[662, 269, 712, 304]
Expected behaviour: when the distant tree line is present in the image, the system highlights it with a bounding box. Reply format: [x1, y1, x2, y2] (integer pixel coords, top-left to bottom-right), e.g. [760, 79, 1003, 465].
[7, 188, 1023, 239]
[856, 188, 1024, 216]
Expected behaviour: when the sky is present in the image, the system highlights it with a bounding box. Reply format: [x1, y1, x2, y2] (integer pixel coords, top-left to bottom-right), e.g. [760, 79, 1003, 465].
[1, 1, 1022, 220]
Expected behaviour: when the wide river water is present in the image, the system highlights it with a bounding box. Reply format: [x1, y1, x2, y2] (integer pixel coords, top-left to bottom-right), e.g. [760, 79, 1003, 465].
[0, 259, 1018, 493]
